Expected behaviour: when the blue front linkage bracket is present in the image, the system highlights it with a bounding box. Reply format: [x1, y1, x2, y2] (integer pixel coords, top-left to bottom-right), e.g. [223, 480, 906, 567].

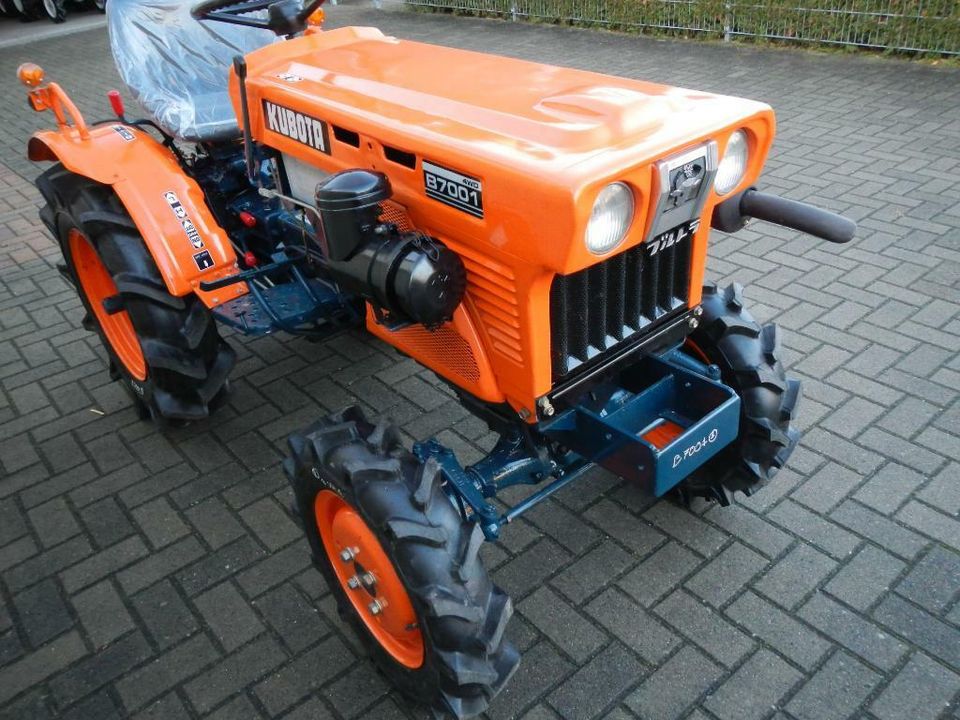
[414, 349, 739, 541]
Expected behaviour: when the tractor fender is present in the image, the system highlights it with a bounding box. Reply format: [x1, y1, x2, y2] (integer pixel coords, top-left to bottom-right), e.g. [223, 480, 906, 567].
[29, 124, 246, 308]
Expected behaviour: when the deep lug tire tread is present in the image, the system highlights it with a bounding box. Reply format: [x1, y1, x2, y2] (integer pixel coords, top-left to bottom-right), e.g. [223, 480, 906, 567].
[285, 407, 518, 719]
[682, 282, 801, 504]
[38, 164, 233, 423]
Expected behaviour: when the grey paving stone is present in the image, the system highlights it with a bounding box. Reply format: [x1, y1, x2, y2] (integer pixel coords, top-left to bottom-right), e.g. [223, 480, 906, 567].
[799, 592, 908, 671]
[641, 503, 726, 557]
[896, 500, 960, 552]
[703, 649, 803, 720]
[767, 500, 859, 560]
[894, 545, 960, 615]
[0, 631, 87, 706]
[486, 641, 574, 720]
[702, 504, 792, 558]
[830, 500, 929, 561]
[253, 635, 353, 716]
[322, 661, 391, 719]
[785, 650, 881, 720]
[585, 588, 679, 664]
[518, 585, 607, 663]
[726, 591, 831, 670]
[71, 579, 135, 648]
[238, 498, 302, 552]
[824, 544, 906, 612]
[12, 578, 72, 648]
[872, 593, 960, 667]
[254, 582, 328, 655]
[194, 581, 265, 652]
[653, 590, 755, 668]
[184, 635, 287, 713]
[790, 461, 863, 513]
[131, 580, 199, 650]
[618, 542, 701, 608]
[683, 542, 768, 608]
[130, 497, 190, 550]
[494, 538, 571, 600]
[869, 652, 960, 720]
[548, 642, 643, 720]
[853, 462, 926, 514]
[525, 499, 602, 555]
[49, 631, 153, 707]
[625, 645, 722, 720]
[917, 462, 960, 514]
[26, 497, 81, 549]
[753, 542, 837, 610]
[550, 539, 635, 605]
[60, 535, 149, 594]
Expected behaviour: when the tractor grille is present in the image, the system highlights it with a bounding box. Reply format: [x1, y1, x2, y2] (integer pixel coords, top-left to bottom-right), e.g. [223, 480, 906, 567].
[550, 239, 691, 379]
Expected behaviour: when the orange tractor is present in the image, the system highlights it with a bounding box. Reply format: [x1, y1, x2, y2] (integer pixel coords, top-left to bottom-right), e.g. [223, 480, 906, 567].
[21, 0, 855, 715]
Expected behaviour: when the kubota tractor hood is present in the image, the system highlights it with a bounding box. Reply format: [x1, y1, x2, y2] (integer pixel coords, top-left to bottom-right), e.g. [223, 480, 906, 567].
[235, 26, 775, 273]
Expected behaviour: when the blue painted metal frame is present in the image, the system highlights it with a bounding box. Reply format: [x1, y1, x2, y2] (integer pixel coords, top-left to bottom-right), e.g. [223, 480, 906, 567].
[414, 349, 739, 541]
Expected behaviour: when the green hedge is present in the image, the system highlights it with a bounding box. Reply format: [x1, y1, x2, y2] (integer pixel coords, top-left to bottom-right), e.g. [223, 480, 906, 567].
[404, 0, 960, 55]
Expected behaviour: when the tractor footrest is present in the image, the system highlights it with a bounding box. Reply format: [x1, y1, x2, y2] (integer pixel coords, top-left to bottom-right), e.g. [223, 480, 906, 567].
[542, 354, 740, 496]
[212, 279, 345, 335]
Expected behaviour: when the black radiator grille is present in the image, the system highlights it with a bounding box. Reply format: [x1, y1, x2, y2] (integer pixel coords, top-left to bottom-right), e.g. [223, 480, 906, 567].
[550, 238, 691, 379]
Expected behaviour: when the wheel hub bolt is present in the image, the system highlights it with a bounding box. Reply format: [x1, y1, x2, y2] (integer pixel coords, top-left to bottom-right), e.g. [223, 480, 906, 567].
[346, 575, 361, 590]
[688, 317, 700, 329]
[368, 599, 387, 615]
[339, 547, 358, 563]
[360, 572, 376, 588]
[693, 305, 703, 317]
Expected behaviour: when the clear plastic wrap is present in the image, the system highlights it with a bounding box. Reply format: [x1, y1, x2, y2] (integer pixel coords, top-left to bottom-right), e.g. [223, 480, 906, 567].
[107, 0, 276, 142]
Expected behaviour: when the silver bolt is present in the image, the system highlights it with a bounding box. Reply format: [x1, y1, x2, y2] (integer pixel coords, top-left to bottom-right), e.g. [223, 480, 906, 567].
[538, 397, 555, 417]
[688, 317, 700, 330]
[346, 576, 361, 590]
[339, 547, 358, 563]
[693, 305, 703, 317]
[360, 571, 376, 588]
[368, 599, 386, 615]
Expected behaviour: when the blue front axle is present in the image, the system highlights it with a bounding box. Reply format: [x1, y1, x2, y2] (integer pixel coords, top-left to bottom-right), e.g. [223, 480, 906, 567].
[414, 349, 740, 540]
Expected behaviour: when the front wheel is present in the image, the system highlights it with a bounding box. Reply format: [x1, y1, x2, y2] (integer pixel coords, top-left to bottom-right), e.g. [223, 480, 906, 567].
[285, 407, 518, 719]
[679, 282, 801, 504]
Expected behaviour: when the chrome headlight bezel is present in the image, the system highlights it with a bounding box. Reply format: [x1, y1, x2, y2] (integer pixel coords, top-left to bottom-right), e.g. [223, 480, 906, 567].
[585, 182, 635, 256]
[715, 130, 749, 196]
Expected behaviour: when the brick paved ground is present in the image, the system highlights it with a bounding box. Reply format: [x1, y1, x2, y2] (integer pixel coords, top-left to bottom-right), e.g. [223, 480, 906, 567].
[1, 4, 959, 719]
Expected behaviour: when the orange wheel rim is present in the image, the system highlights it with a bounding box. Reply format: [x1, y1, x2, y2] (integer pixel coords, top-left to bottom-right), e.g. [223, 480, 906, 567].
[68, 229, 147, 381]
[315, 490, 424, 668]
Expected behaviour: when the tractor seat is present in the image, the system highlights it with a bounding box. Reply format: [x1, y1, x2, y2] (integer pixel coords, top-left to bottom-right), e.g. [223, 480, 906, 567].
[106, 0, 275, 143]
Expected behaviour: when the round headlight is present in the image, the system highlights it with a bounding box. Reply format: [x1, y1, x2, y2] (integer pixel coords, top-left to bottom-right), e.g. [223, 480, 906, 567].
[715, 130, 749, 195]
[586, 182, 634, 255]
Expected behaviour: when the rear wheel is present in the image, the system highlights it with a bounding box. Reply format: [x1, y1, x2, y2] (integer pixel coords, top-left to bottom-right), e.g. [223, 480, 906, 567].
[38, 164, 234, 423]
[285, 407, 519, 719]
[679, 282, 801, 504]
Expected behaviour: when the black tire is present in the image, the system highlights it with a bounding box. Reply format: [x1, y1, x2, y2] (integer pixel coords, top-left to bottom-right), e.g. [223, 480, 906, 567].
[285, 407, 519, 719]
[37, 164, 234, 423]
[679, 282, 801, 504]
[41, 0, 65, 22]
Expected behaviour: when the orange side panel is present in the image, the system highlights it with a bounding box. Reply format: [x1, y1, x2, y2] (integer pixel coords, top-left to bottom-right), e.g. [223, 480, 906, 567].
[29, 125, 244, 308]
[366, 304, 505, 404]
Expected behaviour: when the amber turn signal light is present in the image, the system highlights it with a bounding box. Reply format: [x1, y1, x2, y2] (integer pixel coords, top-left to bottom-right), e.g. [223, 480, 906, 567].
[17, 63, 45, 88]
[306, 7, 324, 26]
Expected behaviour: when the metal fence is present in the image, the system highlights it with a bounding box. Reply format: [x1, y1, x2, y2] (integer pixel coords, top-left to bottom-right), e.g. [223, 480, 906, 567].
[396, 0, 960, 56]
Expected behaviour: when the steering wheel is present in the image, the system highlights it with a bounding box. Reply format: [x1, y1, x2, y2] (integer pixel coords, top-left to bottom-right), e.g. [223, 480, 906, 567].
[191, 0, 326, 35]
